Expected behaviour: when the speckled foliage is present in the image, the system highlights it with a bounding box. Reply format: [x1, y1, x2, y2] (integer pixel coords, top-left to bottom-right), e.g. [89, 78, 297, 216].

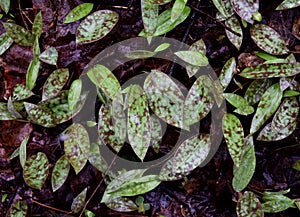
[76, 10, 119, 44]
[3, 22, 34, 46]
[51, 155, 70, 192]
[216, 0, 235, 20]
[106, 197, 138, 212]
[63, 123, 90, 174]
[257, 121, 296, 141]
[186, 39, 207, 77]
[141, 0, 158, 35]
[171, 0, 188, 21]
[212, 0, 232, 19]
[183, 75, 214, 126]
[10, 84, 34, 101]
[126, 85, 151, 161]
[250, 24, 288, 55]
[68, 79, 82, 111]
[88, 143, 108, 173]
[7, 200, 28, 217]
[276, 0, 300, 10]
[32, 11, 43, 38]
[222, 114, 245, 168]
[144, 70, 186, 129]
[236, 191, 264, 217]
[223, 93, 250, 108]
[219, 57, 236, 90]
[230, 0, 259, 24]
[175, 50, 208, 66]
[244, 79, 272, 105]
[64, 3, 93, 24]
[262, 191, 296, 213]
[24, 102, 56, 127]
[0, 32, 13, 55]
[225, 16, 243, 50]
[71, 188, 87, 213]
[150, 116, 162, 153]
[250, 83, 282, 134]
[159, 134, 211, 181]
[23, 152, 49, 190]
[39, 47, 58, 65]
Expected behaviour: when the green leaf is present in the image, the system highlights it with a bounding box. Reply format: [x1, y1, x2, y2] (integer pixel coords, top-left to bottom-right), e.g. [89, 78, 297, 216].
[284, 90, 300, 97]
[219, 57, 236, 90]
[212, 79, 225, 107]
[256, 52, 279, 61]
[19, 135, 30, 168]
[276, 0, 300, 10]
[105, 197, 138, 212]
[141, 0, 158, 35]
[88, 143, 108, 173]
[84, 209, 95, 217]
[212, 0, 231, 18]
[171, 0, 187, 21]
[71, 188, 87, 213]
[250, 83, 283, 134]
[147, 0, 172, 4]
[174, 50, 209, 66]
[233, 105, 255, 116]
[64, 123, 90, 174]
[126, 85, 151, 161]
[76, 10, 119, 44]
[51, 155, 70, 192]
[232, 145, 256, 192]
[11, 84, 34, 101]
[3, 22, 34, 46]
[68, 79, 82, 111]
[244, 79, 272, 105]
[230, 0, 259, 24]
[262, 192, 295, 213]
[7, 97, 22, 118]
[257, 121, 296, 141]
[159, 134, 211, 181]
[23, 152, 49, 190]
[7, 200, 27, 217]
[292, 159, 300, 171]
[64, 3, 94, 24]
[39, 47, 58, 65]
[26, 57, 41, 90]
[215, 0, 235, 20]
[154, 43, 170, 52]
[42, 68, 69, 100]
[0, 0, 10, 13]
[183, 75, 214, 126]
[0, 102, 16, 120]
[225, 16, 243, 50]
[150, 116, 162, 153]
[24, 102, 56, 127]
[10, 147, 20, 160]
[32, 11, 43, 38]
[0, 32, 13, 55]
[87, 64, 121, 102]
[222, 114, 244, 167]
[236, 191, 263, 217]
[125, 50, 156, 59]
[223, 93, 250, 108]
[250, 24, 288, 55]
[186, 39, 207, 77]
[144, 70, 186, 129]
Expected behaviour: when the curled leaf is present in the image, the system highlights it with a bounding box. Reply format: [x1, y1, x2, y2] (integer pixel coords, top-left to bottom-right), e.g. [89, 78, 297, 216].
[236, 191, 263, 217]
[186, 39, 207, 77]
[19, 135, 29, 168]
[125, 50, 156, 59]
[64, 3, 94, 24]
[230, 0, 259, 24]
[51, 155, 70, 192]
[147, 0, 172, 4]
[262, 191, 295, 213]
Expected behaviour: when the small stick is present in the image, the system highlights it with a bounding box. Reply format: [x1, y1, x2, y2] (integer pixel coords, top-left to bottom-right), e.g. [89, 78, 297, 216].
[31, 199, 71, 214]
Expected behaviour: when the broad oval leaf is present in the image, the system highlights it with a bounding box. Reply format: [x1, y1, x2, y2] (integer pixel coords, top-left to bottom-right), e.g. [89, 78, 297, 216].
[141, 0, 159, 35]
[26, 57, 41, 90]
[7, 200, 28, 217]
[32, 11, 43, 38]
[171, 0, 188, 21]
[68, 79, 82, 111]
[175, 50, 209, 66]
[236, 191, 264, 217]
[144, 70, 186, 129]
[276, 0, 300, 10]
[244, 79, 272, 105]
[154, 43, 171, 52]
[125, 50, 156, 59]
[250, 24, 288, 55]
[222, 114, 244, 167]
[23, 152, 49, 190]
[232, 145, 256, 192]
[71, 188, 87, 213]
[64, 3, 94, 24]
[42, 68, 69, 100]
[19, 135, 29, 168]
[0, 32, 13, 55]
[159, 134, 211, 181]
[223, 93, 249, 108]
[51, 155, 70, 192]
[0, 0, 10, 13]
[24, 102, 56, 127]
[76, 10, 119, 44]
[11, 84, 34, 101]
[234, 105, 255, 116]
[257, 121, 296, 141]
[105, 197, 138, 212]
[64, 123, 90, 174]
[219, 57, 236, 90]
[230, 0, 259, 24]
[216, 0, 235, 20]
[39, 47, 58, 65]
[183, 75, 214, 126]
[262, 192, 295, 213]
[250, 83, 282, 134]
[3, 22, 34, 46]
[225, 16, 243, 50]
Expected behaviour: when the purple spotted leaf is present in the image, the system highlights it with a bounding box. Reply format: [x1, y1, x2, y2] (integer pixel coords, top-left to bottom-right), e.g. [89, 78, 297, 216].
[39, 47, 58, 65]
[144, 70, 186, 129]
[225, 16, 243, 50]
[51, 155, 70, 192]
[230, 0, 259, 24]
[234, 105, 255, 116]
[244, 79, 272, 105]
[171, 0, 188, 21]
[250, 83, 283, 134]
[150, 116, 162, 153]
[212, 0, 232, 19]
[24, 102, 56, 127]
[76, 10, 119, 44]
[175, 50, 209, 66]
[186, 39, 207, 77]
[11, 84, 34, 101]
[64, 123, 90, 174]
[250, 24, 288, 55]
[71, 188, 87, 213]
[126, 85, 151, 161]
[223, 93, 250, 108]
[159, 134, 211, 181]
[279, 77, 293, 91]
[64, 3, 93, 24]
[276, 0, 300, 10]
[237, 191, 263, 217]
[0, 32, 13, 55]
[23, 152, 49, 190]
[216, 0, 235, 20]
[141, 0, 158, 35]
[3, 22, 34, 46]
[7, 200, 28, 217]
[42, 68, 69, 100]
[183, 75, 214, 126]
[105, 197, 138, 212]
[219, 57, 236, 90]
[257, 121, 296, 141]
[222, 114, 245, 167]
[32, 11, 43, 38]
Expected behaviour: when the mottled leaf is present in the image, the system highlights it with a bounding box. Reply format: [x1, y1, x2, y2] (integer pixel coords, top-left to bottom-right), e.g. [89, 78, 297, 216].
[141, 0, 158, 35]
[219, 57, 236, 90]
[24, 102, 56, 127]
[88, 143, 108, 173]
[212, 79, 225, 107]
[76, 10, 119, 44]
[244, 79, 272, 105]
[0, 0, 10, 13]
[175, 50, 209, 66]
[71, 188, 87, 213]
[32, 11, 43, 38]
[222, 114, 244, 167]
[19, 135, 29, 168]
[225, 16, 243, 50]
[68, 79, 82, 111]
[223, 93, 250, 108]
[212, 0, 231, 18]
[3, 22, 34, 46]
[216, 0, 235, 20]
[257, 121, 296, 141]
[150, 116, 162, 153]
[250, 24, 288, 55]
[64, 123, 90, 174]
[230, 0, 259, 24]
[51, 155, 70, 192]
[0, 102, 16, 120]
[262, 192, 295, 213]
[126, 85, 151, 161]
[7, 97, 22, 118]
[7, 200, 27, 217]
[234, 105, 255, 116]
[0, 32, 13, 55]
[280, 77, 292, 91]
[186, 39, 207, 77]
[125, 50, 156, 59]
[144, 70, 186, 129]
[39, 47, 58, 65]
[276, 0, 300, 10]
[64, 3, 93, 24]
[183, 75, 214, 126]
[147, 0, 172, 4]
[42, 68, 69, 100]
[106, 197, 138, 212]
[236, 191, 264, 217]
[26, 57, 40, 90]
[11, 84, 34, 101]
[171, 0, 187, 21]
[23, 152, 49, 190]
[250, 83, 282, 134]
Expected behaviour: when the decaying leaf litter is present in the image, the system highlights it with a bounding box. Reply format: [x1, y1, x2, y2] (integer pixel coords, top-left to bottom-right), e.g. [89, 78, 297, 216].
[0, 0, 300, 216]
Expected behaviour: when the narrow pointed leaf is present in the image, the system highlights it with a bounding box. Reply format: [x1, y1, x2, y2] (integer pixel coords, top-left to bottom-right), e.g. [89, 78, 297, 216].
[147, 0, 172, 4]
[0, 0, 10, 13]
[64, 3, 94, 24]
[171, 0, 188, 21]
[125, 50, 156, 59]
[39, 47, 58, 65]
[76, 10, 119, 44]
[284, 90, 300, 97]
[88, 143, 108, 173]
[19, 135, 29, 168]
[236, 191, 264, 217]
[7, 200, 27, 217]
[186, 39, 206, 77]
[23, 152, 49, 190]
[244, 79, 272, 105]
[106, 197, 138, 212]
[51, 155, 70, 192]
[276, 0, 300, 10]
[230, 0, 259, 24]
[68, 79, 82, 111]
[175, 50, 209, 66]
[150, 116, 162, 153]
[26, 57, 40, 90]
[219, 57, 236, 90]
[11, 84, 34, 101]
[234, 105, 254, 116]
[222, 114, 244, 167]
[262, 193, 295, 213]
[64, 123, 90, 174]
[42, 68, 69, 100]
[257, 121, 296, 141]
[0, 32, 13, 55]
[3, 22, 34, 46]
[250, 83, 282, 134]
[32, 11, 43, 38]
[71, 188, 87, 213]
[154, 43, 170, 52]
[225, 16, 243, 50]
[223, 93, 250, 108]
[141, 0, 158, 35]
